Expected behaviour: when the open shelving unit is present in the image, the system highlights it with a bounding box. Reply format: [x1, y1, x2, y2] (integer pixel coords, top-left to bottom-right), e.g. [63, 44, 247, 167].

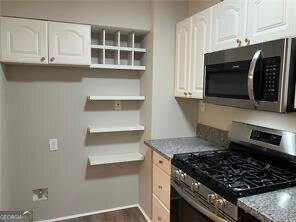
[91, 28, 146, 70]
[88, 153, 144, 166]
[88, 125, 145, 134]
[87, 26, 148, 166]
[87, 96, 145, 101]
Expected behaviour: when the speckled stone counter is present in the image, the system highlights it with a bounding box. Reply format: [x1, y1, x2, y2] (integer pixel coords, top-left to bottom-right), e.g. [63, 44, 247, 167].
[144, 137, 224, 159]
[238, 187, 296, 222]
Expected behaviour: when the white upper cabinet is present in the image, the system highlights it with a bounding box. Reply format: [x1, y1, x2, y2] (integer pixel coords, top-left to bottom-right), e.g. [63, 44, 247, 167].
[48, 22, 91, 65]
[0, 17, 48, 64]
[211, 0, 247, 51]
[246, 0, 296, 45]
[175, 18, 191, 98]
[190, 9, 211, 99]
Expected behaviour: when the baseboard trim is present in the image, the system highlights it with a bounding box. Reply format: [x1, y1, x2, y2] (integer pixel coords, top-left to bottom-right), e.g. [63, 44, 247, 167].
[137, 204, 151, 222]
[37, 204, 139, 222]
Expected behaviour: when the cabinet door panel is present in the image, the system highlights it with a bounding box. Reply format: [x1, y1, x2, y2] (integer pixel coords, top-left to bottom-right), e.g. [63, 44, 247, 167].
[175, 18, 191, 98]
[212, 0, 247, 51]
[152, 194, 170, 222]
[190, 9, 211, 99]
[153, 164, 170, 209]
[48, 22, 90, 65]
[0, 17, 48, 64]
[247, 0, 296, 45]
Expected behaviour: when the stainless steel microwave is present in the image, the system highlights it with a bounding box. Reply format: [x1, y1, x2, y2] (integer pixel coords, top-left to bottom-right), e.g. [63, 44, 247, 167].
[204, 38, 296, 113]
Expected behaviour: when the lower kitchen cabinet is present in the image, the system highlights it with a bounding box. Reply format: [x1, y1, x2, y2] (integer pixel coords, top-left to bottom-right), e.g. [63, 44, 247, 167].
[152, 151, 171, 222]
[152, 194, 170, 222]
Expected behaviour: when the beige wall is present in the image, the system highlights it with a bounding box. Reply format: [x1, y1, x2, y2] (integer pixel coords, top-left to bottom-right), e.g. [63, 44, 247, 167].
[1, 0, 151, 31]
[188, 0, 220, 16]
[1, 0, 197, 220]
[139, 0, 196, 218]
[1, 0, 151, 220]
[198, 102, 296, 132]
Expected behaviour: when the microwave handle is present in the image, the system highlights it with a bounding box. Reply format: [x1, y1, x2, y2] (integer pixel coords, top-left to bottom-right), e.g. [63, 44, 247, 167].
[248, 50, 263, 107]
[172, 182, 228, 222]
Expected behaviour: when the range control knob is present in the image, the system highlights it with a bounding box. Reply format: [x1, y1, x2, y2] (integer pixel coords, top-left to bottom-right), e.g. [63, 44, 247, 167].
[191, 182, 200, 192]
[174, 170, 181, 180]
[207, 194, 218, 204]
[180, 173, 187, 181]
[216, 199, 228, 209]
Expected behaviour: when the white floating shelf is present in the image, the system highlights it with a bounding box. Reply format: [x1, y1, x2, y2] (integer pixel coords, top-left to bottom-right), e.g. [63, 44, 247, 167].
[88, 96, 145, 101]
[90, 64, 146, 71]
[88, 125, 145, 134]
[91, 45, 146, 53]
[88, 152, 144, 166]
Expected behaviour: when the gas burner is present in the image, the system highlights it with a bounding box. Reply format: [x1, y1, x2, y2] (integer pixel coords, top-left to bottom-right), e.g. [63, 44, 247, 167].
[172, 149, 296, 202]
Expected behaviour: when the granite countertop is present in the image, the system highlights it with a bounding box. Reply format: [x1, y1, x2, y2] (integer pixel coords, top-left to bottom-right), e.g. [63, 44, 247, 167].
[145, 134, 296, 222]
[144, 136, 224, 159]
[238, 187, 296, 222]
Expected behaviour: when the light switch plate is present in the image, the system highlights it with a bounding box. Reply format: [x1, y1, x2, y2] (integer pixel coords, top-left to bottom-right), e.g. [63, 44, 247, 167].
[49, 139, 58, 151]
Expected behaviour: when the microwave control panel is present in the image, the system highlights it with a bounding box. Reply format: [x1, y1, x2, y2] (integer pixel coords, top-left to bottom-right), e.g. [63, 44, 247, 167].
[262, 57, 280, 101]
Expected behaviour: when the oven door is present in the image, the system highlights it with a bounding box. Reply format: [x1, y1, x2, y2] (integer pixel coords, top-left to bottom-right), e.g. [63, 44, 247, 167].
[170, 183, 228, 222]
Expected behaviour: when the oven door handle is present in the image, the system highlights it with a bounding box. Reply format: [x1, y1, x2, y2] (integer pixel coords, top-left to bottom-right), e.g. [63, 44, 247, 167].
[248, 50, 263, 107]
[172, 183, 228, 222]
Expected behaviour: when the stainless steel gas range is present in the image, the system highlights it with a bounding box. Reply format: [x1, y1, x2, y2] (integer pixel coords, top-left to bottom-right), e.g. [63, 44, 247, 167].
[170, 122, 296, 222]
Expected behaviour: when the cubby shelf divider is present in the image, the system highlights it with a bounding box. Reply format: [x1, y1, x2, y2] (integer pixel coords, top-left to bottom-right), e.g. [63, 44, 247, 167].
[91, 28, 146, 70]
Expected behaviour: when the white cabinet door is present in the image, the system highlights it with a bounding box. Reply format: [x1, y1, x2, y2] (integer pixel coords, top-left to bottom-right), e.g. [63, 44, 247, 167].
[212, 0, 247, 51]
[48, 22, 90, 65]
[175, 18, 191, 98]
[247, 0, 296, 45]
[190, 9, 211, 99]
[0, 17, 48, 64]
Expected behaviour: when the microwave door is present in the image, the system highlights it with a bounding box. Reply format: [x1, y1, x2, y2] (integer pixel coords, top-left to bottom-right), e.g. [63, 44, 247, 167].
[204, 60, 250, 100]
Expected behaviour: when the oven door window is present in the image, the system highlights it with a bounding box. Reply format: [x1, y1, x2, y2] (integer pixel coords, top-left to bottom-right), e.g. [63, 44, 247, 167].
[205, 60, 251, 99]
[170, 186, 214, 222]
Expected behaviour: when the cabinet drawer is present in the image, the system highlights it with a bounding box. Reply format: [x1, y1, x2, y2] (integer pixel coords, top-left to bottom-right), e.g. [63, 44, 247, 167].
[152, 194, 170, 222]
[153, 151, 171, 175]
[153, 164, 171, 209]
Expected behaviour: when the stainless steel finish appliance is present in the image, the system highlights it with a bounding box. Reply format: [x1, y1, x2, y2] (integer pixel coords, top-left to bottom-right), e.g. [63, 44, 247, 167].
[204, 38, 296, 112]
[171, 122, 296, 222]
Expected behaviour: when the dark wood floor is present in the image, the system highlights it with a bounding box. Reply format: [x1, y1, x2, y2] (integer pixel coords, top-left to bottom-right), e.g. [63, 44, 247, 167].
[60, 207, 146, 222]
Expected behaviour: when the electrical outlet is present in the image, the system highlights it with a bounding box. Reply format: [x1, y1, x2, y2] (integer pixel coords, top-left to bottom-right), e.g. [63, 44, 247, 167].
[114, 100, 122, 110]
[32, 188, 48, 201]
[49, 139, 58, 151]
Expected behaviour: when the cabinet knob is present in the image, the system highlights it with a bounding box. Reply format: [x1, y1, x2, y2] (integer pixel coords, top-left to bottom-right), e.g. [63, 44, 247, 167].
[40, 57, 46, 62]
[188, 92, 192, 96]
[236, 39, 242, 46]
[245, 38, 250, 45]
[184, 92, 188, 96]
[157, 216, 162, 221]
[50, 57, 55, 62]
[158, 160, 163, 164]
[158, 185, 162, 190]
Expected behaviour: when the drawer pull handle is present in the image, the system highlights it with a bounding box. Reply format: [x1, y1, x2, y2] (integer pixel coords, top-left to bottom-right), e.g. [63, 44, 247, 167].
[158, 160, 163, 164]
[158, 216, 162, 221]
